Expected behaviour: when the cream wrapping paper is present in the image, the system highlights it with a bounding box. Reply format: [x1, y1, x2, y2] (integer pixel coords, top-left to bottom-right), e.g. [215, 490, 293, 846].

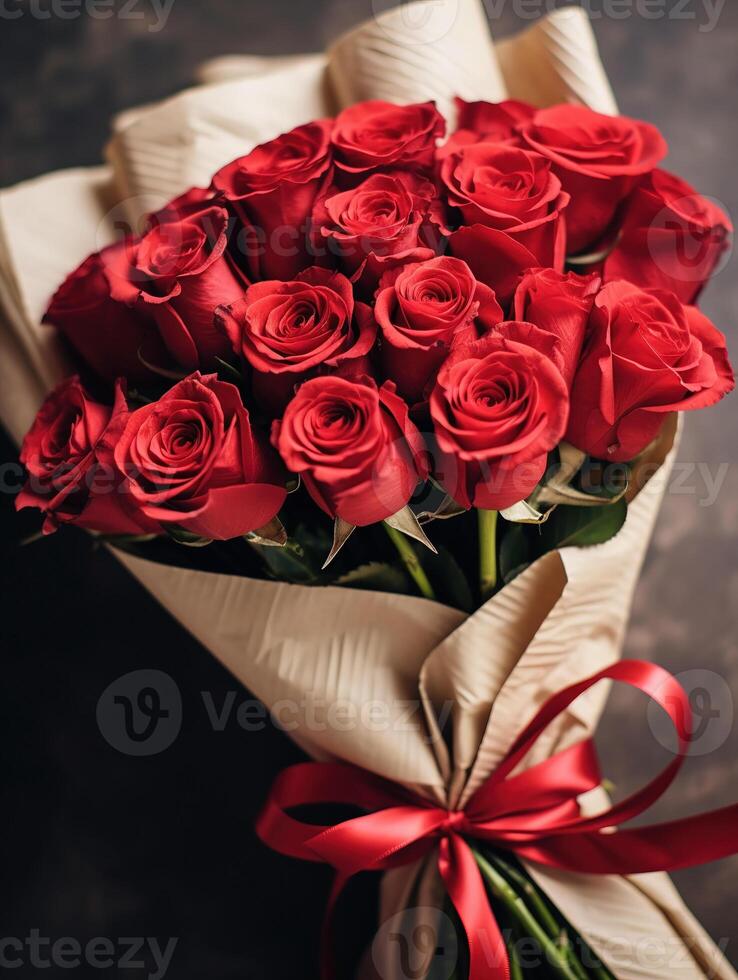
[0, 3, 733, 977]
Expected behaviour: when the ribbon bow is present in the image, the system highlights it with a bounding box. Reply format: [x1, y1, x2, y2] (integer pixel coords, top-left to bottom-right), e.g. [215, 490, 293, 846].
[256, 660, 738, 979]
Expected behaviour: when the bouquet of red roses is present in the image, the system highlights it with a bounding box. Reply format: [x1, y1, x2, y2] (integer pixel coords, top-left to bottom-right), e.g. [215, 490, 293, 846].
[10, 88, 737, 979]
[16, 97, 734, 614]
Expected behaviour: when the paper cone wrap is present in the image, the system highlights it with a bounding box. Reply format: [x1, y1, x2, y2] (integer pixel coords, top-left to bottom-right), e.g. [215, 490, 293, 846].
[0, 3, 733, 977]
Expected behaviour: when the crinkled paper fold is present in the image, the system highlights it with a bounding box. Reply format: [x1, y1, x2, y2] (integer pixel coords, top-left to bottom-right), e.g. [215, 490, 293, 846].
[0, 2, 732, 977]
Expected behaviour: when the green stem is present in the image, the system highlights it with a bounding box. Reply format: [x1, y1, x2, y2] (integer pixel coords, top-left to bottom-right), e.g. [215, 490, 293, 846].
[589, 963, 617, 980]
[472, 848, 582, 980]
[487, 852, 560, 939]
[483, 850, 611, 980]
[478, 509, 499, 601]
[560, 935, 591, 980]
[506, 929, 524, 980]
[384, 524, 436, 600]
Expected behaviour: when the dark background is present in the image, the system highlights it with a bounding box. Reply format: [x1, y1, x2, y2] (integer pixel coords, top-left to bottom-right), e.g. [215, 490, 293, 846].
[1, 1, 737, 977]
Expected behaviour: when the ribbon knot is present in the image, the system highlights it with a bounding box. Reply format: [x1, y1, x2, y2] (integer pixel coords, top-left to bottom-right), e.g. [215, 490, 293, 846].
[257, 660, 738, 980]
[441, 810, 467, 835]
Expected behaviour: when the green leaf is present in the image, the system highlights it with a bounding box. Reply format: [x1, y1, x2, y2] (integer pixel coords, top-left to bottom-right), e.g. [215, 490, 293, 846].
[499, 523, 531, 584]
[126, 389, 155, 407]
[249, 520, 340, 585]
[498, 499, 628, 589]
[165, 526, 213, 548]
[334, 562, 410, 594]
[19, 529, 47, 548]
[253, 539, 317, 584]
[98, 532, 159, 547]
[214, 356, 244, 384]
[539, 498, 628, 551]
[137, 347, 187, 381]
[420, 544, 475, 612]
[574, 456, 630, 501]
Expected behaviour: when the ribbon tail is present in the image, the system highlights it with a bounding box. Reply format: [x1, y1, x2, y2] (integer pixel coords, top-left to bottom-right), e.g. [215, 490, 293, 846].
[517, 802, 738, 876]
[319, 872, 350, 980]
[439, 835, 510, 980]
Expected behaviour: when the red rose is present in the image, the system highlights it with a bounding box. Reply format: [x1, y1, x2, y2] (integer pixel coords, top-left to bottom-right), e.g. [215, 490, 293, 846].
[375, 256, 503, 403]
[430, 325, 570, 510]
[148, 187, 216, 227]
[604, 169, 733, 305]
[448, 223, 553, 305]
[273, 376, 428, 526]
[567, 280, 734, 460]
[317, 171, 438, 291]
[520, 104, 668, 253]
[216, 267, 376, 416]
[16, 377, 152, 536]
[43, 245, 166, 385]
[212, 120, 333, 280]
[438, 98, 532, 158]
[512, 267, 601, 388]
[455, 98, 533, 137]
[103, 206, 242, 371]
[114, 373, 287, 540]
[331, 100, 445, 176]
[442, 143, 568, 265]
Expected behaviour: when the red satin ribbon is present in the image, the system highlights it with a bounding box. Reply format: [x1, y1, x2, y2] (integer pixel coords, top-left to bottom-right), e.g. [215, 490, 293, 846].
[256, 660, 738, 979]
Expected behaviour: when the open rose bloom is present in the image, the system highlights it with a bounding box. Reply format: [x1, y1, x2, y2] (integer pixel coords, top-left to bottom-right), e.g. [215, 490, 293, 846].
[1, 2, 736, 978]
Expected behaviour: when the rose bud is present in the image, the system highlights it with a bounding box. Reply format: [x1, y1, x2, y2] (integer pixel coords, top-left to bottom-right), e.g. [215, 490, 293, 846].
[216, 267, 376, 416]
[430, 325, 570, 510]
[43, 245, 168, 385]
[567, 281, 734, 461]
[519, 104, 668, 253]
[438, 97, 532, 158]
[114, 373, 287, 540]
[212, 120, 333, 281]
[604, 170, 733, 305]
[442, 143, 569, 268]
[375, 256, 503, 403]
[103, 206, 243, 372]
[512, 268, 601, 389]
[273, 376, 429, 527]
[317, 171, 439, 293]
[331, 100, 445, 177]
[16, 377, 153, 536]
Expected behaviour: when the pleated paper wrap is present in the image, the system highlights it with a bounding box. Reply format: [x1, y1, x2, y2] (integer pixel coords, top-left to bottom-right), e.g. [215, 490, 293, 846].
[0, 3, 733, 977]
